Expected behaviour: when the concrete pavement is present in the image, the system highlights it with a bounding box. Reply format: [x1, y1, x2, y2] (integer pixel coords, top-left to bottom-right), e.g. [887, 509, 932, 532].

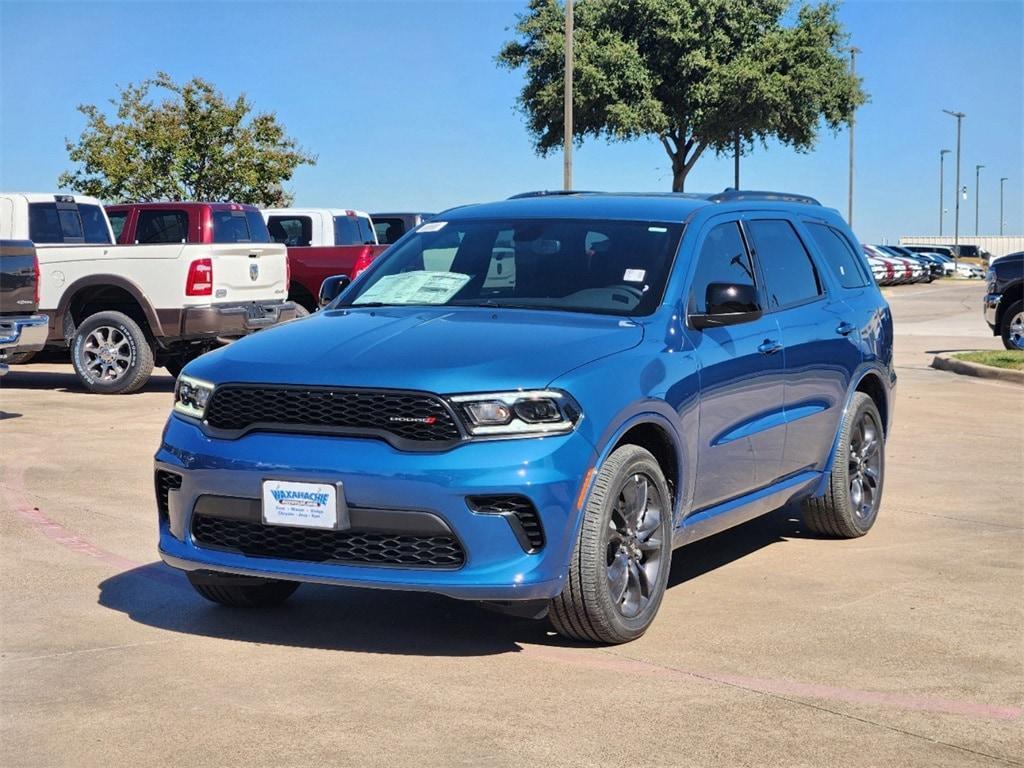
[1, 280, 1021, 767]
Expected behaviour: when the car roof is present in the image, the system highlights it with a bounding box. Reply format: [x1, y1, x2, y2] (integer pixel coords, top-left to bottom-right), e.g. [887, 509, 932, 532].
[262, 208, 371, 218]
[4, 192, 104, 206]
[438, 191, 827, 224]
[105, 201, 260, 211]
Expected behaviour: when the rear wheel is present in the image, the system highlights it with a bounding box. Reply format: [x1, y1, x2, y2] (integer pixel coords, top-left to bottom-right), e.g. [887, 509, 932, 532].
[1000, 300, 1024, 351]
[549, 445, 673, 644]
[802, 392, 884, 538]
[70, 311, 154, 394]
[187, 571, 299, 608]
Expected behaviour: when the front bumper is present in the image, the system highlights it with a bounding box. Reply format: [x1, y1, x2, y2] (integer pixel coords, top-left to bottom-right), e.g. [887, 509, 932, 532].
[983, 293, 1001, 332]
[0, 314, 48, 373]
[175, 300, 299, 340]
[155, 415, 597, 601]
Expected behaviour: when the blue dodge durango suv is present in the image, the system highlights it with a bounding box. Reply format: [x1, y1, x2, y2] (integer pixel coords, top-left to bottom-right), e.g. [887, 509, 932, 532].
[156, 190, 895, 644]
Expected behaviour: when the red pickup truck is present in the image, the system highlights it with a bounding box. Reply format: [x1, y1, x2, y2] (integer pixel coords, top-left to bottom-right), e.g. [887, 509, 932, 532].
[261, 208, 389, 311]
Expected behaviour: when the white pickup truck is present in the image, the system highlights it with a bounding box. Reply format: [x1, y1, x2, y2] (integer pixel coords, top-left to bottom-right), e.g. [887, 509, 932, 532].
[0, 193, 297, 393]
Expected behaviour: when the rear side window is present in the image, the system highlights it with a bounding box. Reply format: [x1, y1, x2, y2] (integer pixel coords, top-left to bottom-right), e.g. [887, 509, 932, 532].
[746, 219, 822, 308]
[690, 222, 757, 313]
[357, 216, 375, 244]
[28, 202, 112, 244]
[267, 215, 312, 246]
[333, 215, 360, 245]
[211, 209, 271, 243]
[374, 217, 405, 244]
[136, 210, 188, 243]
[107, 211, 128, 241]
[806, 223, 870, 288]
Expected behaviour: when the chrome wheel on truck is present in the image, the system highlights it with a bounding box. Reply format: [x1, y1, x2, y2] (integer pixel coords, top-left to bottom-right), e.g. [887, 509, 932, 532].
[71, 310, 154, 394]
[550, 444, 673, 644]
[1001, 302, 1024, 351]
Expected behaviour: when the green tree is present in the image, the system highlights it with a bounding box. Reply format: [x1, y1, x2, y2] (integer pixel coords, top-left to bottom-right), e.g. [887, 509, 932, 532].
[59, 73, 316, 206]
[498, 0, 867, 191]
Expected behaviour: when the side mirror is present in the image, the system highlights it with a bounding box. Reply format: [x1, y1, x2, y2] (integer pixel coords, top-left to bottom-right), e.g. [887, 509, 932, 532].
[318, 274, 351, 308]
[689, 282, 762, 330]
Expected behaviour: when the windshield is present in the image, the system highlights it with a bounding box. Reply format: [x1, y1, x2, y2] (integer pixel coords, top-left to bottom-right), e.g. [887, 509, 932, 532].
[340, 218, 684, 316]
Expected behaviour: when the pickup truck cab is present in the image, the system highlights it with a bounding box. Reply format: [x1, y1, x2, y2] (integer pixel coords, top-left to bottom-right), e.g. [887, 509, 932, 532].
[262, 208, 388, 312]
[0, 193, 296, 393]
[157, 189, 895, 644]
[0, 240, 47, 375]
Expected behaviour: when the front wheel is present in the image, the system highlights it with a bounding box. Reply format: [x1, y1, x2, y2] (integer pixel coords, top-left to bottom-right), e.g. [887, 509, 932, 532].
[549, 445, 673, 644]
[187, 571, 299, 608]
[70, 311, 154, 394]
[1000, 300, 1024, 351]
[802, 392, 885, 538]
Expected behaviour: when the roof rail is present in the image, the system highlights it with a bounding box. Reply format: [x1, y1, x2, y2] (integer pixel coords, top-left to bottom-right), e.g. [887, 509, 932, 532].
[707, 188, 821, 206]
[507, 190, 596, 200]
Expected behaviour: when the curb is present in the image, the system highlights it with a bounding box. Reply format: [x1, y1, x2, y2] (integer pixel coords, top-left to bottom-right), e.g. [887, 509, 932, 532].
[931, 353, 1024, 385]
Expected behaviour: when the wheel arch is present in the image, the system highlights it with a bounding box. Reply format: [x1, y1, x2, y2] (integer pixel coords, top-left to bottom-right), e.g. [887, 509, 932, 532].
[996, 281, 1022, 330]
[56, 275, 162, 343]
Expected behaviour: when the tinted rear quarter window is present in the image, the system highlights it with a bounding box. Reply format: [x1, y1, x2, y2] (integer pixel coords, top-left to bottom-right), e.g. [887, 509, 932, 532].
[806, 223, 870, 288]
[267, 216, 312, 246]
[107, 211, 128, 241]
[28, 202, 111, 244]
[211, 209, 270, 243]
[333, 215, 360, 245]
[746, 219, 822, 308]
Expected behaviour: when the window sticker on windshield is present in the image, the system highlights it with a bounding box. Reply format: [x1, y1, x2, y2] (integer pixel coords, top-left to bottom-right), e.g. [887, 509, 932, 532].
[354, 270, 470, 305]
[623, 268, 646, 282]
[648, 226, 667, 233]
[417, 221, 447, 233]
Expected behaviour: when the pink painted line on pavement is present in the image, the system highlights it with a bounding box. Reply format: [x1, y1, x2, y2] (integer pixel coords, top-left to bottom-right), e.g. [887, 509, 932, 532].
[523, 645, 1023, 722]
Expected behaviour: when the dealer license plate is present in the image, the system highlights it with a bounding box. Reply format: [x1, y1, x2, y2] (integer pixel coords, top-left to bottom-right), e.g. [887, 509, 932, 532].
[262, 480, 339, 530]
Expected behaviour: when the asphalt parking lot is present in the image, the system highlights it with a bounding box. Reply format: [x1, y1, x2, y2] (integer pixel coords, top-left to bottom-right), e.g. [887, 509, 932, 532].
[1, 280, 1021, 768]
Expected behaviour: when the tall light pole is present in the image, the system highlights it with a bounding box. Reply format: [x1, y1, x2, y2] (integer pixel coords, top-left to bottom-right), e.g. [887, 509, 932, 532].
[846, 46, 861, 225]
[943, 109, 965, 262]
[939, 149, 950, 236]
[975, 164, 985, 235]
[563, 0, 574, 191]
[1000, 177, 1008, 235]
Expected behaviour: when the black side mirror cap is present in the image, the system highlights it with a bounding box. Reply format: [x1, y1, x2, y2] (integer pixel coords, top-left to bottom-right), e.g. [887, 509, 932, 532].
[319, 274, 352, 308]
[689, 282, 762, 329]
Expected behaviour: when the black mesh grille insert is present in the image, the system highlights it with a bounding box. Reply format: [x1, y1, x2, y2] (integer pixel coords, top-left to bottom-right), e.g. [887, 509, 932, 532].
[468, 495, 545, 552]
[204, 386, 462, 443]
[156, 471, 182, 519]
[191, 514, 465, 568]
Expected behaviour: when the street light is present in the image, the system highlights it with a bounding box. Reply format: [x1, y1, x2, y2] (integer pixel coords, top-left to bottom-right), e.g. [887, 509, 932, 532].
[975, 164, 985, 235]
[563, 0, 574, 191]
[1000, 177, 1008, 236]
[943, 110, 965, 262]
[939, 149, 951, 236]
[846, 46, 861, 225]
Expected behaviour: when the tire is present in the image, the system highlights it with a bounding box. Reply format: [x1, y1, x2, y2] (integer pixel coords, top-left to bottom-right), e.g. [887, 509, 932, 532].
[187, 571, 299, 608]
[549, 445, 673, 644]
[802, 392, 884, 538]
[163, 357, 185, 380]
[70, 311, 154, 394]
[999, 300, 1024, 351]
[4, 351, 35, 365]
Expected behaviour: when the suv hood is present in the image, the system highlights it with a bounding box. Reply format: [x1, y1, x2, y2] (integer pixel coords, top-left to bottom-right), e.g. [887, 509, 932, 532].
[188, 306, 644, 393]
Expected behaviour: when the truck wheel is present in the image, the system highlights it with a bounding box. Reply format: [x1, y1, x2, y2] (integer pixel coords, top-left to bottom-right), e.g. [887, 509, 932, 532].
[187, 571, 299, 607]
[802, 392, 884, 538]
[71, 311, 154, 394]
[4, 351, 35, 365]
[549, 445, 673, 644]
[1000, 300, 1024, 350]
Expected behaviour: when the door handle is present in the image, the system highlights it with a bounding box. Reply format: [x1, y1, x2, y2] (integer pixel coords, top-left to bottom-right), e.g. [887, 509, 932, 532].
[836, 321, 857, 336]
[758, 339, 783, 355]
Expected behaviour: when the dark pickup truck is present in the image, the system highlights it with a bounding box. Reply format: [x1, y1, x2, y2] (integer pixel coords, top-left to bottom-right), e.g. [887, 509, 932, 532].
[0, 240, 48, 375]
[984, 251, 1024, 350]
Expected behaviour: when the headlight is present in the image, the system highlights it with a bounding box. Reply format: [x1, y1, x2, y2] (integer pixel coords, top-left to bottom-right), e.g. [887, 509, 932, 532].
[450, 390, 581, 437]
[174, 374, 215, 420]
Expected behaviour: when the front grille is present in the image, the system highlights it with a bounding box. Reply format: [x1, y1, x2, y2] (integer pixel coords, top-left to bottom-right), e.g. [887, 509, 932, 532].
[191, 514, 465, 568]
[468, 495, 545, 553]
[204, 385, 462, 444]
[156, 471, 182, 520]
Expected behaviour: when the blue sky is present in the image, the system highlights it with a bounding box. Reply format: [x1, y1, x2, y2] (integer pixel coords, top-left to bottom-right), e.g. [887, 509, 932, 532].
[1, 0, 1020, 242]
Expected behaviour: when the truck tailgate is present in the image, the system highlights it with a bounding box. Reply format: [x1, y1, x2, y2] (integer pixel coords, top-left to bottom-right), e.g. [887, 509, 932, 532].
[193, 243, 289, 303]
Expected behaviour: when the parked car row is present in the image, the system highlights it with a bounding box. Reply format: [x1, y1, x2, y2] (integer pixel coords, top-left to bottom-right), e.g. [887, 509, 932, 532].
[863, 243, 984, 286]
[0, 193, 432, 392]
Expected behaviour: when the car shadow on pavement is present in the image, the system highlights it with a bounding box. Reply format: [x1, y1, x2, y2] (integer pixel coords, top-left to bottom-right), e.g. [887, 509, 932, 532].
[97, 506, 814, 656]
[0, 367, 175, 393]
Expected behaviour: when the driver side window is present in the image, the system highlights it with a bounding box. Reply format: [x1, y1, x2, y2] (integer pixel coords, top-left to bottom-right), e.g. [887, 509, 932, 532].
[690, 222, 756, 313]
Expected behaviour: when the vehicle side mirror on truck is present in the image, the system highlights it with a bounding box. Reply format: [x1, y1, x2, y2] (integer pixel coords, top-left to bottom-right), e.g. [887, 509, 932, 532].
[319, 275, 351, 308]
[689, 282, 762, 330]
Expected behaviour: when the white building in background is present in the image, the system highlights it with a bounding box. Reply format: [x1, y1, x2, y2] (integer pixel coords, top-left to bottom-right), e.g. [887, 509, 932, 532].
[899, 235, 1024, 260]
